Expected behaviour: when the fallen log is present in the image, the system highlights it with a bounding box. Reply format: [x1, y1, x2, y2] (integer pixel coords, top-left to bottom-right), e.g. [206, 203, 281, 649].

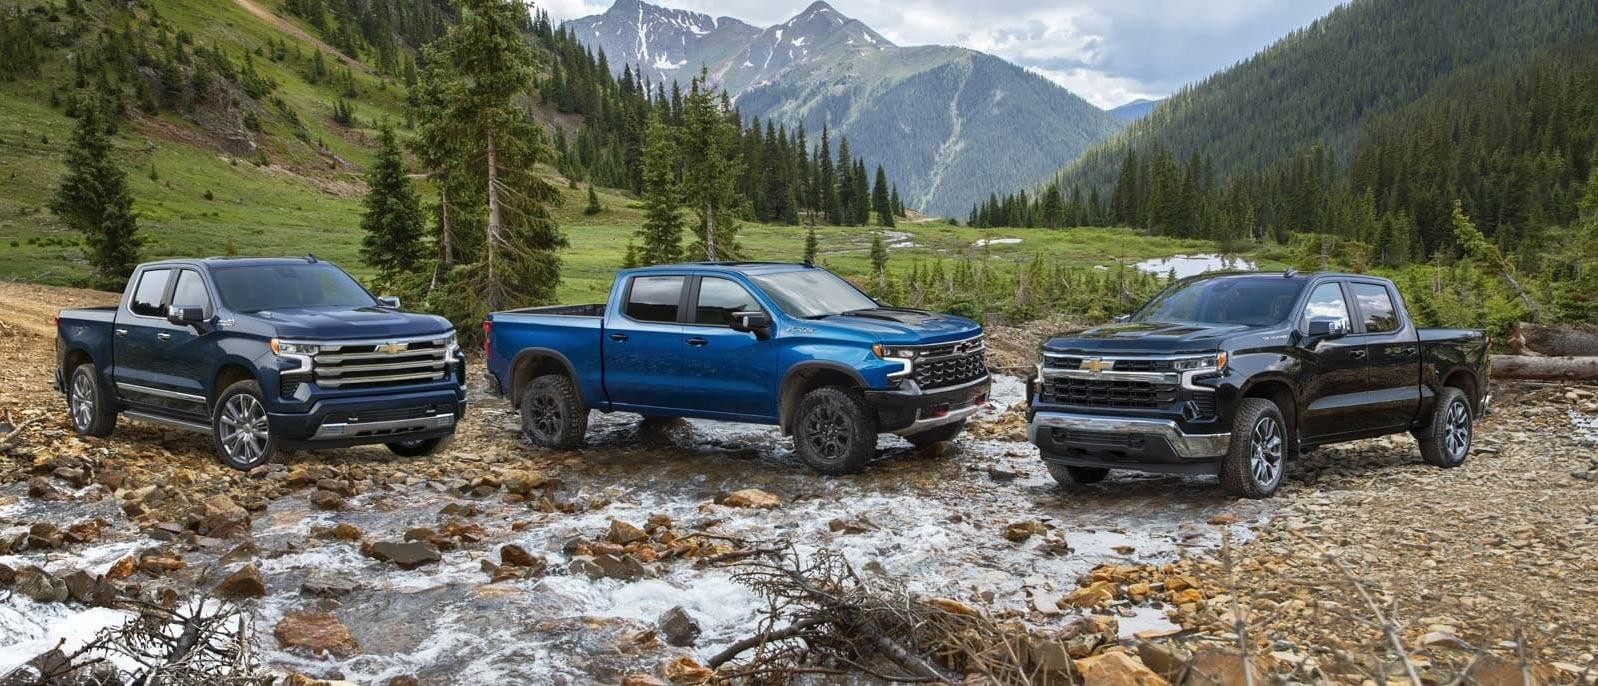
[1508, 322, 1598, 357]
[1491, 354, 1598, 381]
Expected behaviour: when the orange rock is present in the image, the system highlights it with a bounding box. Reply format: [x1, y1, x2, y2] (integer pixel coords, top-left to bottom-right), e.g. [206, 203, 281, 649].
[1074, 650, 1169, 686]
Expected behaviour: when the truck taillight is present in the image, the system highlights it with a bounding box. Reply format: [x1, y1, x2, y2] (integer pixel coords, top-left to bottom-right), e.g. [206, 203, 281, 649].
[482, 320, 492, 358]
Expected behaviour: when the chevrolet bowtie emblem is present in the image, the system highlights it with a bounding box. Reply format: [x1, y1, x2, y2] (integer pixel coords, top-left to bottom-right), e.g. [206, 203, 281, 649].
[1080, 357, 1111, 373]
[378, 341, 408, 354]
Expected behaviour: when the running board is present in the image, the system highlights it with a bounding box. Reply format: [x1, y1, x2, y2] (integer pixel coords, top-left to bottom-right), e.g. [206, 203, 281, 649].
[123, 411, 210, 434]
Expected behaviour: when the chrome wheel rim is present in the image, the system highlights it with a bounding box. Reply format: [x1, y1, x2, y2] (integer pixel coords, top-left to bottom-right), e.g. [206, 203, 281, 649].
[219, 394, 269, 465]
[802, 403, 851, 462]
[1249, 415, 1283, 486]
[528, 392, 563, 441]
[1443, 399, 1471, 461]
[70, 371, 95, 430]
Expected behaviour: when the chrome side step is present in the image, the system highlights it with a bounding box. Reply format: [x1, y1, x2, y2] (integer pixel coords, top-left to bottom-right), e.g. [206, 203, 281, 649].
[124, 411, 210, 434]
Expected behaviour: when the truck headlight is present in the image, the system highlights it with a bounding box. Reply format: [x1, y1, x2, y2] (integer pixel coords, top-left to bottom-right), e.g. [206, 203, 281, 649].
[872, 343, 915, 379]
[269, 339, 320, 356]
[439, 332, 461, 357]
[1171, 352, 1228, 371]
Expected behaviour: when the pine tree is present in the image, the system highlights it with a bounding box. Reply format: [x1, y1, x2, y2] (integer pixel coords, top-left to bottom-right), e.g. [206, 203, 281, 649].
[359, 122, 426, 284]
[803, 224, 818, 264]
[870, 230, 888, 287]
[872, 165, 893, 227]
[636, 110, 683, 265]
[50, 105, 143, 287]
[1040, 184, 1065, 228]
[584, 184, 603, 215]
[681, 68, 740, 259]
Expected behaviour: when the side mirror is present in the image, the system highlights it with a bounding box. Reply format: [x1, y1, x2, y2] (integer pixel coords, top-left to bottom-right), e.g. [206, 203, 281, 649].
[1306, 317, 1347, 340]
[167, 305, 208, 330]
[1112, 314, 1132, 324]
[730, 310, 772, 337]
[377, 296, 402, 308]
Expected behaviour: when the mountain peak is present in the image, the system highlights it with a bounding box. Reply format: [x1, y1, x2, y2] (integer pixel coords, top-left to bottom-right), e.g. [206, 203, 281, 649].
[802, 1, 838, 15]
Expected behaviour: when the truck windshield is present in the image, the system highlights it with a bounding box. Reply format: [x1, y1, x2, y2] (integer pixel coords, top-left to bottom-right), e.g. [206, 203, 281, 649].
[751, 270, 878, 319]
[1134, 275, 1305, 326]
[212, 264, 377, 313]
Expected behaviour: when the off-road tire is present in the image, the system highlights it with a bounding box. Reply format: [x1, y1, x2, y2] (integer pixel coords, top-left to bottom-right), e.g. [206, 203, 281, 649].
[521, 374, 587, 449]
[213, 380, 279, 470]
[1045, 461, 1110, 486]
[794, 386, 878, 475]
[1417, 387, 1472, 468]
[905, 420, 966, 450]
[1220, 398, 1288, 499]
[386, 437, 446, 457]
[66, 363, 117, 437]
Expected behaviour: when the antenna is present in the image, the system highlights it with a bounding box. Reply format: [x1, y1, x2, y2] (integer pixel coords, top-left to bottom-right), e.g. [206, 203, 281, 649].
[305, 254, 318, 263]
[1283, 267, 1297, 278]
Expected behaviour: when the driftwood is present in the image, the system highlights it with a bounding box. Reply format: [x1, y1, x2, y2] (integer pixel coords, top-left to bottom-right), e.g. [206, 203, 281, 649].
[1491, 355, 1598, 381]
[1508, 322, 1598, 357]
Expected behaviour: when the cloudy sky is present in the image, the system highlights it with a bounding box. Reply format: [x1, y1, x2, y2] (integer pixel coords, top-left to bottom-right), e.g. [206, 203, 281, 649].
[537, 0, 1345, 109]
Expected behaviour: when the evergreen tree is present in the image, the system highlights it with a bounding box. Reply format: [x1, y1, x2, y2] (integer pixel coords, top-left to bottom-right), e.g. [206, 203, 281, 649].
[1040, 184, 1065, 228]
[803, 224, 818, 264]
[636, 110, 684, 265]
[584, 184, 603, 215]
[359, 122, 426, 284]
[870, 230, 888, 289]
[681, 68, 741, 259]
[50, 105, 143, 287]
[872, 165, 893, 227]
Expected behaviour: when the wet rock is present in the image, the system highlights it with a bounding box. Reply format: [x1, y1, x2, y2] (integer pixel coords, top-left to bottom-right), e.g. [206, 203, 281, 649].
[384, 677, 423, 686]
[828, 517, 872, 534]
[138, 551, 187, 576]
[27, 476, 65, 500]
[1074, 650, 1165, 686]
[499, 544, 545, 572]
[663, 656, 714, 684]
[219, 542, 260, 564]
[59, 569, 117, 607]
[607, 519, 649, 545]
[1187, 647, 1275, 686]
[216, 564, 266, 599]
[197, 494, 251, 538]
[1136, 641, 1191, 681]
[1005, 519, 1048, 542]
[274, 610, 360, 657]
[27, 522, 63, 549]
[621, 675, 666, 686]
[720, 488, 779, 509]
[105, 556, 136, 580]
[659, 606, 701, 647]
[364, 540, 442, 569]
[301, 570, 359, 598]
[53, 466, 91, 487]
[310, 490, 345, 510]
[0, 562, 15, 586]
[64, 519, 103, 544]
[571, 553, 650, 581]
[314, 522, 364, 542]
[439, 519, 485, 544]
[315, 478, 354, 496]
[1060, 581, 1115, 608]
[502, 469, 548, 495]
[14, 565, 68, 603]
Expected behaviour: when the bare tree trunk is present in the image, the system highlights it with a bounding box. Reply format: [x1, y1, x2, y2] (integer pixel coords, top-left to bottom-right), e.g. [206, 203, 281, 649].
[1491, 354, 1598, 381]
[704, 200, 717, 260]
[440, 183, 454, 268]
[1509, 322, 1598, 357]
[486, 130, 502, 311]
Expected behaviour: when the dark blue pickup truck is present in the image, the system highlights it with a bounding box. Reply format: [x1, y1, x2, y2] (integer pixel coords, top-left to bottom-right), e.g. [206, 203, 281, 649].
[55, 257, 467, 469]
[484, 262, 991, 474]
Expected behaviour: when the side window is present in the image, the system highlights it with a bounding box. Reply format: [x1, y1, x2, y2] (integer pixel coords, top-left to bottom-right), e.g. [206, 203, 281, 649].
[694, 277, 761, 326]
[170, 270, 212, 316]
[129, 269, 172, 317]
[624, 276, 684, 323]
[1300, 282, 1351, 331]
[1351, 283, 1400, 333]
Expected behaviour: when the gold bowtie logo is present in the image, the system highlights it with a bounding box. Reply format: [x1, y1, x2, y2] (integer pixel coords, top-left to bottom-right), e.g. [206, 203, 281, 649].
[1079, 357, 1111, 373]
[378, 341, 408, 354]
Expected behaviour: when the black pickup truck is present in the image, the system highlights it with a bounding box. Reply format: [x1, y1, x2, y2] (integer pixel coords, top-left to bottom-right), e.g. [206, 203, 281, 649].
[1027, 271, 1490, 498]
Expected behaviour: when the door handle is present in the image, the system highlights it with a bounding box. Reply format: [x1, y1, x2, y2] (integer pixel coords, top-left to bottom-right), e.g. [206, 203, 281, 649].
[1349, 349, 1368, 360]
[114, 328, 129, 337]
[686, 337, 707, 347]
[156, 333, 171, 341]
[609, 333, 629, 342]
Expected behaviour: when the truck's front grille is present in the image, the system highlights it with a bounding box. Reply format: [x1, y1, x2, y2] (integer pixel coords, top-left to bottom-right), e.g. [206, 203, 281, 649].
[1042, 378, 1177, 409]
[908, 336, 989, 390]
[1045, 355, 1175, 372]
[311, 337, 450, 389]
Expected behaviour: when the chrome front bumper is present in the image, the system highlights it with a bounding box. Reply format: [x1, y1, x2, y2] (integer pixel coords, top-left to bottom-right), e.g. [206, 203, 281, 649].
[311, 413, 456, 440]
[892, 401, 984, 437]
[1027, 411, 1230, 459]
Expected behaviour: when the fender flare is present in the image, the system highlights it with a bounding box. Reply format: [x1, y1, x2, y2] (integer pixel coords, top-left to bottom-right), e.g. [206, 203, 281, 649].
[508, 347, 580, 406]
[777, 361, 870, 433]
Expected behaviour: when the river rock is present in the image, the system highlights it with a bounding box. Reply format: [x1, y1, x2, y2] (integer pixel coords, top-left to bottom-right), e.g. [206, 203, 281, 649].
[663, 656, 714, 684]
[310, 490, 345, 510]
[659, 606, 701, 647]
[1187, 647, 1275, 686]
[301, 570, 360, 597]
[499, 544, 545, 573]
[1074, 650, 1166, 685]
[1136, 641, 1192, 682]
[216, 564, 266, 599]
[502, 469, 547, 495]
[720, 488, 779, 509]
[14, 565, 68, 603]
[315, 522, 364, 541]
[26, 522, 63, 549]
[621, 676, 666, 686]
[197, 494, 250, 537]
[27, 477, 64, 500]
[105, 555, 136, 580]
[365, 540, 442, 569]
[64, 519, 102, 544]
[59, 569, 117, 607]
[607, 519, 649, 545]
[571, 553, 650, 581]
[1005, 520, 1048, 542]
[274, 610, 360, 657]
[0, 562, 15, 586]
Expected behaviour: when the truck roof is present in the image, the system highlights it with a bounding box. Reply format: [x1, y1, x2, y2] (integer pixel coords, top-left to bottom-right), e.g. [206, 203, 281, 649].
[1180, 269, 1396, 285]
[624, 261, 816, 277]
[137, 256, 329, 269]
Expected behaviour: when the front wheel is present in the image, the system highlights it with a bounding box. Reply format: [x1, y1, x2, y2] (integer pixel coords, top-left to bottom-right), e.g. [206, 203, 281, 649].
[213, 380, 278, 470]
[520, 374, 587, 449]
[905, 420, 965, 450]
[66, 364, 117, 437]
[1417, 388, 1472, 468]
[386, 437, 446, 457]
[1219, 398, 1288, 499]
[1045, 462, 1109, 486]
[793, 387, 878, 475]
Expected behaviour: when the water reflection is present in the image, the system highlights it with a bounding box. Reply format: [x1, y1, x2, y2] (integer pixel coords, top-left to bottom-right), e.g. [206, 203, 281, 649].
[1134, 253, 1257, 279]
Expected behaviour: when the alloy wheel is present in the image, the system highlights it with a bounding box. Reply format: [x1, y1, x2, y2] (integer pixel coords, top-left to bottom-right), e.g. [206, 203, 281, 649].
[1249, 415, 1284, 486]
[528, 391, 563, 441]
[1443, 399, 1471, 461]
[803, 402, 851, 462]
[219, 393, 270, 465]
[70, 371, 95, 431]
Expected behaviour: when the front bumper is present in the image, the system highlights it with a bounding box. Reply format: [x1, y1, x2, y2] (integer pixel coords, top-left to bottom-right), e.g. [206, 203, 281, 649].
[1028, 411, 1230, 475]
[268, 387, 467, 449]
[864, 376, 990, 436]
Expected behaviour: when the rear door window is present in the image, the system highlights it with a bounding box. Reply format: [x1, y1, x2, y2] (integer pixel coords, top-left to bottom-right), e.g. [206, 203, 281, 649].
[1351, 283, 1400, 333]
[129, 268, 172, 317]
[624, 276, 685, 323]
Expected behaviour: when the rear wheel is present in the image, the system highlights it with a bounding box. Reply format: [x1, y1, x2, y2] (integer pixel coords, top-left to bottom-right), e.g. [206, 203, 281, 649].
[520, 374, 587, 449]
[793, 387, 878, 475]
[66, 364, 116, 437]
[1417, 387, 1472, 468]
[213, 380, 278, 470]
[905, 420, 965, 450]
[386, 437, 446, 457]
[1220, 398, 1287, 499]
[1045, 462, 1109, 486]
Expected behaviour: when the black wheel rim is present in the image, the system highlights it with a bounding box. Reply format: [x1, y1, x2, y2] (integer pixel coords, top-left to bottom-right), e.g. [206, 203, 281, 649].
[1443, 399, 1471, 461]
[528, 391, 564, 441]
[70, 370, 95, 431]
[802, 402, 852, 463]
[219, 393, 269, 465]
[1249, 415, 1283, 487]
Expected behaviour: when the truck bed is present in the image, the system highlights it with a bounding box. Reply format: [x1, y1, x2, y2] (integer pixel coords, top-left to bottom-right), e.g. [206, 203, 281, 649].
[58, 306, 117, 323]
[500, 303, 606, 317]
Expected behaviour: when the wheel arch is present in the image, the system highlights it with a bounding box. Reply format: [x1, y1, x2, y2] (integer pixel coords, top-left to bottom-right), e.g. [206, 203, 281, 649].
[509, 348, 580, 408]
[778, 362, 868, 434]
[1239, 376, 1298, 433]
[1441, 368, 1480, 407]
[212, 363, 258, 401]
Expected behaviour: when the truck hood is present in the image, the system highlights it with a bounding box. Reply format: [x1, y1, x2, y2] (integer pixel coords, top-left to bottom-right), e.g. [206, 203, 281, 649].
[243, 306, 453, 340]
[1043, 320, 1247, 355]
[804, 308, 982, 344]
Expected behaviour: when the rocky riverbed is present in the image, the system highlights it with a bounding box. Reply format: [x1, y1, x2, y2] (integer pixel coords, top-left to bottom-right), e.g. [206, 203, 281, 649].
[2, 281, 1596, 684]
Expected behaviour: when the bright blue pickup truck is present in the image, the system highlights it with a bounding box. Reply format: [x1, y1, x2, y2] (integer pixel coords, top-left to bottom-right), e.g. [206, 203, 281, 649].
[484, 262, 991, 473]
[55, 257, 467, 469]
